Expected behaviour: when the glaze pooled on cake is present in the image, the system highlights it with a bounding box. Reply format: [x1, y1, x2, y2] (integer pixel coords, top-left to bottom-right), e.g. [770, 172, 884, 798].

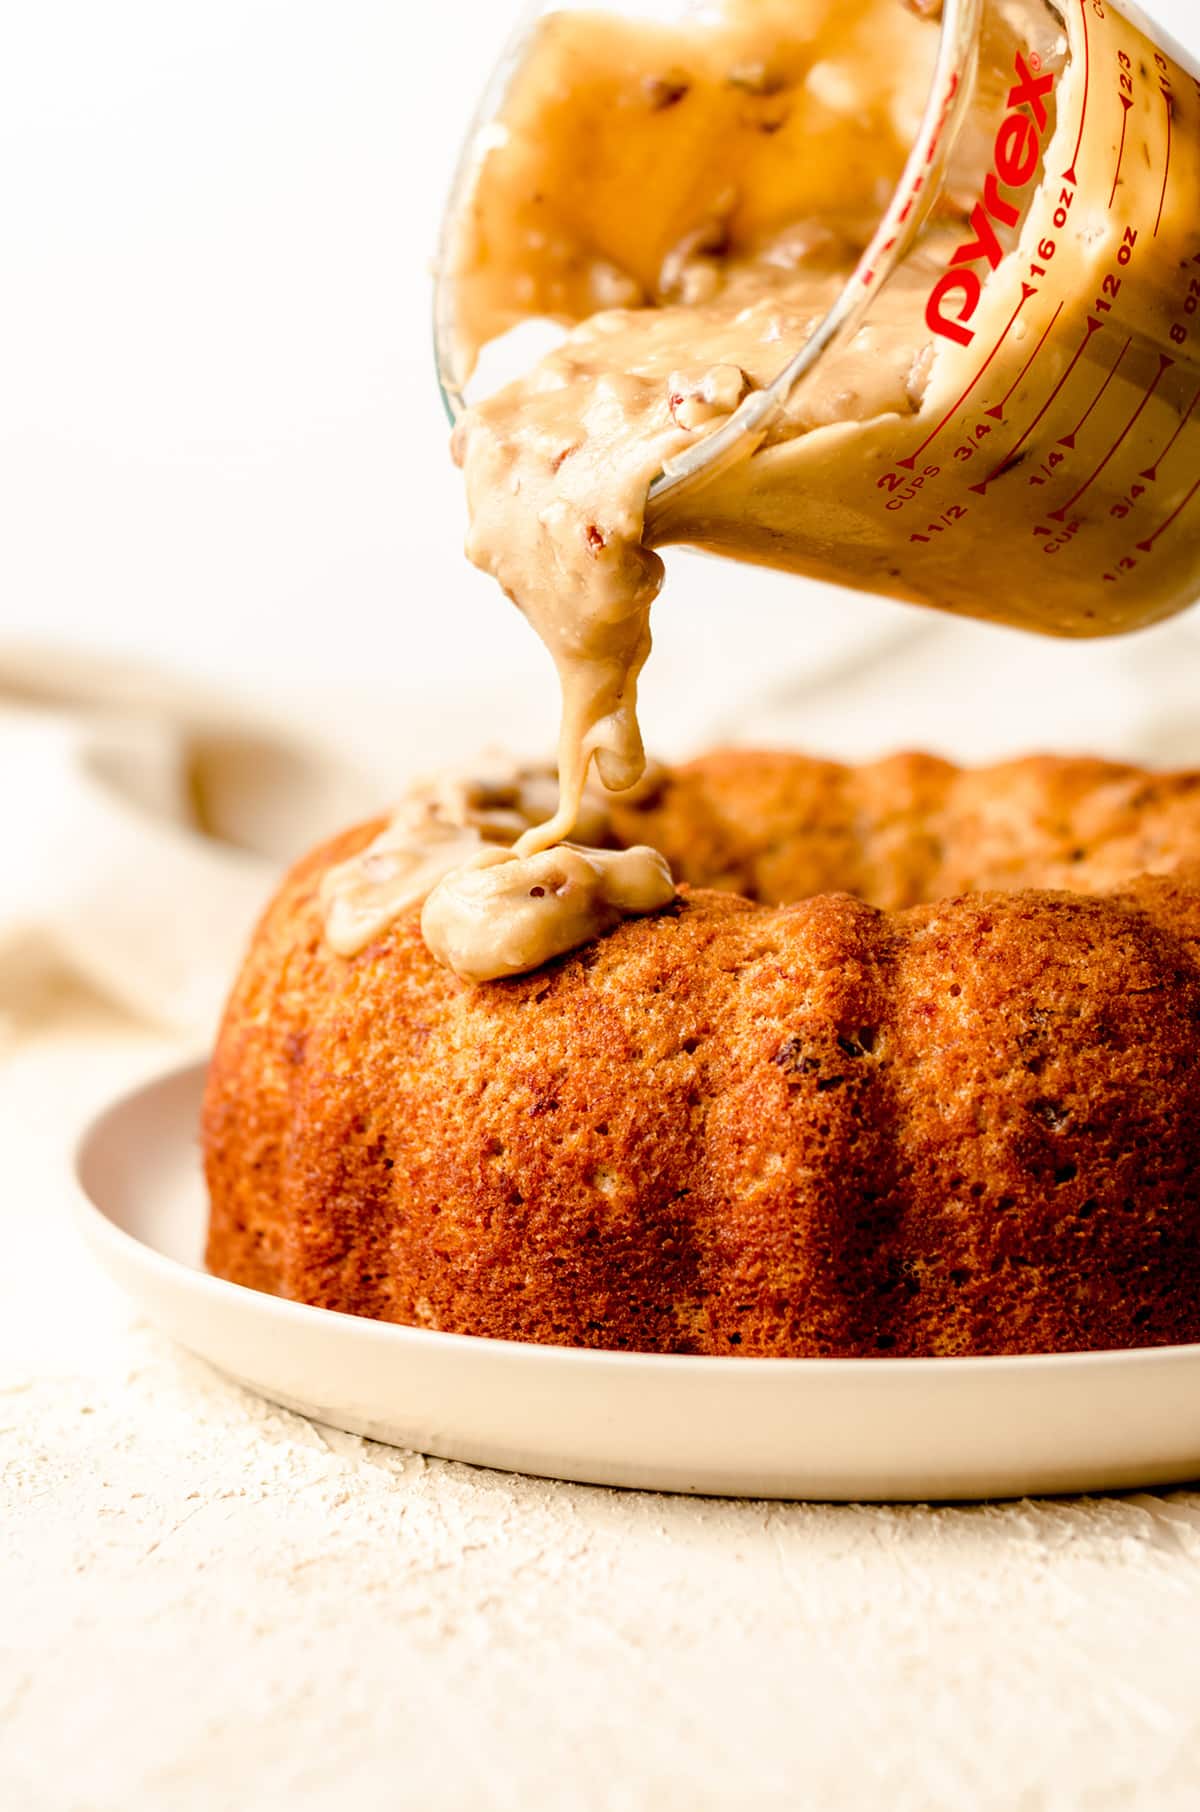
[422, 840, 674, 982]
[322, 756, 671, 974]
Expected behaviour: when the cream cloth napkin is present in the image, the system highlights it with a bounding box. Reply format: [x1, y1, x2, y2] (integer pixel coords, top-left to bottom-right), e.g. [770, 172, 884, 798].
[0, 646, 378, 1038]
[3, 607, 1198, 1038]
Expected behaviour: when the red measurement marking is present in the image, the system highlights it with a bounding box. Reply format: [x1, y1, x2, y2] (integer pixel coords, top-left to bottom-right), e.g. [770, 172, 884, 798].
[1108, 92, 1135, 211]
[1064, 0, 1090, 185]
[969, 316, 1102, 495]
[861, 71, 959, 285]
[1059, 334, 1131, 449]
[1154, 88, 1173, 237]
[897, 285, 1035, 470]
[986, 302, 1064, 420]
[1049, 352, 1173, 521]
[1141, 383, 1200, 480]
[1135, 471, 1200, 553]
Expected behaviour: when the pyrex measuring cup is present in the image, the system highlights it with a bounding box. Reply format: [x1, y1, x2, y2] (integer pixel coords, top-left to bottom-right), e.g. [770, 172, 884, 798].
[435, 0, 1200, 639]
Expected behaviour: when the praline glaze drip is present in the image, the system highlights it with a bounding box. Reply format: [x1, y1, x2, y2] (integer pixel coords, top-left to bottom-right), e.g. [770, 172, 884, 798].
[321, 756, 673, 977]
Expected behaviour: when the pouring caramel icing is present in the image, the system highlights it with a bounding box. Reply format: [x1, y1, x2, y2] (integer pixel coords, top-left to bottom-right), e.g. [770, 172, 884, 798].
[321, 0, 1199, 981]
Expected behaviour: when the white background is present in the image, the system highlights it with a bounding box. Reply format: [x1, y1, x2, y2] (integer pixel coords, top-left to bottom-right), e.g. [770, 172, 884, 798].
[1, 0, 1197, 769]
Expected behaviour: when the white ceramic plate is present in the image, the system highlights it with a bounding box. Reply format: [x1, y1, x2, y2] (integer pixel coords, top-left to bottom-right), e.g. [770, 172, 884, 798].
[73, 1061, 1200, 1501]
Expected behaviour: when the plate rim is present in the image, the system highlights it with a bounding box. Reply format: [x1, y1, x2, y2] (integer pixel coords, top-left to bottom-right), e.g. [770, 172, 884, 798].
[72, 1057, 1200, 1385]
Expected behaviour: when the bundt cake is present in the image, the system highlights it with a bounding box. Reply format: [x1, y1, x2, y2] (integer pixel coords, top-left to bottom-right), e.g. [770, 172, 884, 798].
[203, 749, 1200, 1358]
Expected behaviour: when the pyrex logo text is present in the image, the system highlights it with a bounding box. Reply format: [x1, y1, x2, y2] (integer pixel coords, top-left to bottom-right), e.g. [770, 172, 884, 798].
[925, 53, 1057, 348]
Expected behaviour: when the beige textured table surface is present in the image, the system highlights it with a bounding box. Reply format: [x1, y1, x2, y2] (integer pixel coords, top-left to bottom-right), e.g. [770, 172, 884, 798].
[3, 984, 1200, 1812]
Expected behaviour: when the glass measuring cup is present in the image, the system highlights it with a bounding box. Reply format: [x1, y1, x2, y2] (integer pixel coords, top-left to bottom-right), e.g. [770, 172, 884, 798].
[435, 0, 1200, 640]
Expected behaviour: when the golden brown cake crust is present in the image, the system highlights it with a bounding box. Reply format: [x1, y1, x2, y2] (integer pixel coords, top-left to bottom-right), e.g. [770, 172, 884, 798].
[204, 751, 1200, 1357]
